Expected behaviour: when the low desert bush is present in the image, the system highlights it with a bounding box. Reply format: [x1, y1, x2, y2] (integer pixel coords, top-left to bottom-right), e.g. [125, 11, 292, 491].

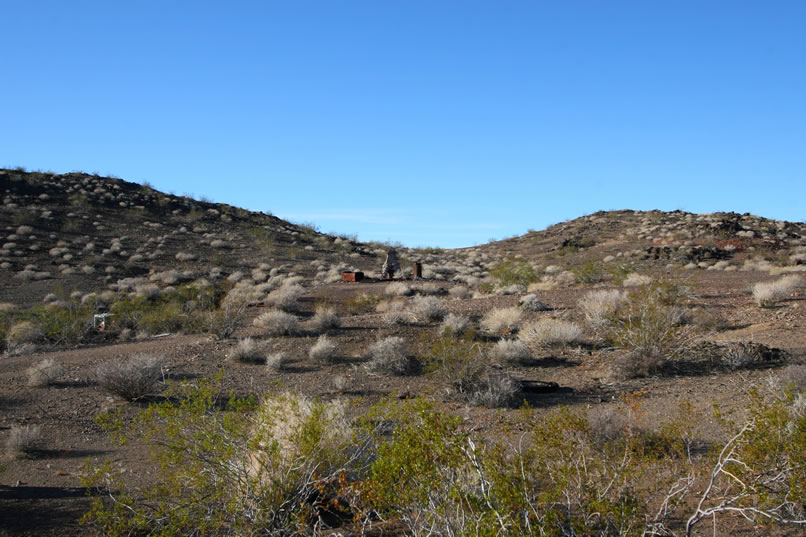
[344, 293, 382, 314]
[410, 296, 446, 323]
[85, 383, 369, 537]
[309, 335, 337, 363]
[310, 304, 340, 332]
[578, 289, 625, 333]
[253, 310, 300, 337]
[448, 285, 472, 299]
[519, 318, 583, 347]
[266, 283, 304, 312]
[385, 282, 413, 297]
[490, 338, 530, 365]
[380, 300, 409, 325]
[752, 275, 801, 307]
[265, 352, 289, 371]
[6, 425, 43, 457]
[466, 369, 521, 408]
[488, 257, 538, 288]
[6, 320, 43, 348]
[441, 313, 471, 337]
[27, 358, 63, 387]
[228, 338, 264, 364]
[480, 306, 522, 335]
[608, 281, 698, 378]
[366, 336, 417, 375]
[96, 353, 163, 401]
[622, 272, 653, 287]
[518, 293, 549, 312]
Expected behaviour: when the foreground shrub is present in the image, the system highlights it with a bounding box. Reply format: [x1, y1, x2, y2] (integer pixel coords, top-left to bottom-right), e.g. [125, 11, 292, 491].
[441, 312, 471, 337]
[96, 353, 162, 401]
[83, 380, 806, 536]
[85, 382, 372, 537]
[752, 274, 801, 307]
[266, 283, 305, 312]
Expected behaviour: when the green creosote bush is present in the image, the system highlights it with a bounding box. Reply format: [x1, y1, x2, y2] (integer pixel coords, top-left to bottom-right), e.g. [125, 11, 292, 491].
[607, 280, 699, 378]
[83, 377, 806, 536]
[487, 257, 538, 289]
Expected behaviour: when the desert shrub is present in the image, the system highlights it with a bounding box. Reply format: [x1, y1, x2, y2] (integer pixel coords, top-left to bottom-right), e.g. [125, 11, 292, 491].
[448, 285, 472, 299]
[622, 272, 653, 287]
[266, 283, 304, 312]
[265, 352, 289, 371]
[6, 425, 43, 458]
[467, 369, 521, 408]
[410, 296, 446, 323]
[6, 320, 43, 347]
[441, 313, 471, 337]
[719, 343, 761, 370]
[607, 281, 698, 378]
[385, 281, 413, 297]
[366, 336, 417, 375]
[578, 289, 626, 333]
[310, 304, 340, 332]
[519, 318, 583, 347]
[480, 306, 522, 335]
[253, 310, 300, 337]
[84, 382, 372, 537]
[344, 293, 382, 314]
[228, 338, 264, 364]
[570, 260, 606, 284]
[518, 293, 549, 312]
[27, 358, 64, 387]
[488, 257, 538, 288]
[490, 338, 530, 365]
[752, 274, 801, 307]
[380, 300, 409, 325]
[309, 335, 337, 363]
[96, 353, 162, 401]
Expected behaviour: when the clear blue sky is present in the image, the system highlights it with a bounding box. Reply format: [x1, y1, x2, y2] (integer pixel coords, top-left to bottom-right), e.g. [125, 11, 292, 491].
[3, 1, 805, 248]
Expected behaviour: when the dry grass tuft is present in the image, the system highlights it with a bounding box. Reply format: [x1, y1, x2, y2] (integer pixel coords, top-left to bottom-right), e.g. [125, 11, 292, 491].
[520, 318, 583, 347]
[752, 275, 801, 307]
[228, 338, 264, 364]
[309, 335, 337, 363]
[365, 336, 417, 375]
[6, 425, 43, 458]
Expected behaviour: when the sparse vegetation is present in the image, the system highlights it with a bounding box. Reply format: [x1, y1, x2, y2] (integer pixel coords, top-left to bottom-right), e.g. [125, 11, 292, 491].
[309, 334, 337, 363]
[519, 318, 583, 347]
[228, 337, 264, 364]
[253, 310, 300, 337]
[410, 295, 446, 322]
[6, 425, 43, 458]
[27, 358, 63, 387]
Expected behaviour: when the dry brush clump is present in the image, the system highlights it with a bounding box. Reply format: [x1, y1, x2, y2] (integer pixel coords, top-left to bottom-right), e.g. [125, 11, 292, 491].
[365, 336, 417, 376]
[518, 293, 549, 312]
[490, 338, 530, 365]
[265, 351, 290, 372]
[410, 296, 447, 323]
[441, 313, 472, 337]
[96, 353, 163, 401]
[253, 310, 300, 337]
[752, 274, 801, 307]
[26, 358, 64, 387]
[309, 304, 340, 333]
[6, 424, 43, 458]
[266, 283, 305, 312]
[480, 307, 522, 335]
[578, 289, 626, 335]
[228, 338, 264, 364]
[309, 335, 337, 363]
[519, 318, 583, 347]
